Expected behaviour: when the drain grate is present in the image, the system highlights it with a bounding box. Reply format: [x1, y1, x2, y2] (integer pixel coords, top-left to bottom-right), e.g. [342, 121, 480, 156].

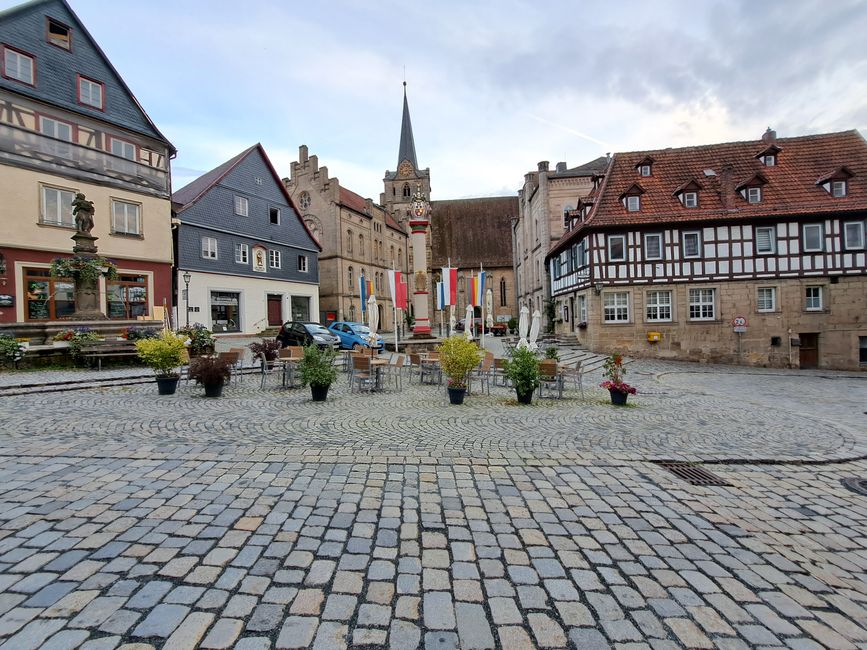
[841, 478, 867, 496]
[654, 461, 732, 486]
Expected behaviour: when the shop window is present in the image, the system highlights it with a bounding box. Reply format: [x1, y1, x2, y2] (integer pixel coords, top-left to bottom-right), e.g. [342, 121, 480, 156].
[24, 267, 74, 320]
[107, 274, 148, 319]
[210, 291, 240, 332]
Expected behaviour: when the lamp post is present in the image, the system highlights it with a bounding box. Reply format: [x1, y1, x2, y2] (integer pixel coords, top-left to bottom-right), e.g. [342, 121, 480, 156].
[182, 271, 191, 327]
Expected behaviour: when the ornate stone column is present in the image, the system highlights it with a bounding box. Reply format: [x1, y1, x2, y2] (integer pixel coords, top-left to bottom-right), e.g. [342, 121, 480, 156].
[409, 186, 432, 337]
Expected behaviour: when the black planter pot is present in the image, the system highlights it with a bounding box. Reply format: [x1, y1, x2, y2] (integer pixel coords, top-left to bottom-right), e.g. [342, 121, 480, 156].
[203, 381, 224, 398]
[609, 389, 628, 406]
[310, 384, 330, 402]
[447, 387, 466, 405]
[516, 390, 533, 405]
[155, 376, 179, 395]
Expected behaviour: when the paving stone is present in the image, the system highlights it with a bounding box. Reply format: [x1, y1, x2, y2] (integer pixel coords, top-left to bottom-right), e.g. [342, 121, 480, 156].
[246, 603, 284, 632]
[131, 604, 189, 638]
[424, 591, 457, 630]
[200, 618, 243, 649]
[164, 611, 215, 650]
[455, 602, 495, 649]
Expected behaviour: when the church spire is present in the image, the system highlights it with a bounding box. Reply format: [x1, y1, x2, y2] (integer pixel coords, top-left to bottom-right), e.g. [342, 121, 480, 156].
[397, 82, 418, 171]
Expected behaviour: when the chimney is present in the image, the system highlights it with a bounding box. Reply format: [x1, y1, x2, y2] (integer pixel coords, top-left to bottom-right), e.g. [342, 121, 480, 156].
[555, 161, 567, 173]
[538, 161, 549, 172]
[299, 144, 308, 163]
[720, 164, 734, 210]
[762, 127, 777, 145]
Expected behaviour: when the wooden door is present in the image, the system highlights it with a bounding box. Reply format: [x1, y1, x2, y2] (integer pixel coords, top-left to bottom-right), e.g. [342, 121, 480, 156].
[267, 295, 282, 326]
[799, 332, 819, 369]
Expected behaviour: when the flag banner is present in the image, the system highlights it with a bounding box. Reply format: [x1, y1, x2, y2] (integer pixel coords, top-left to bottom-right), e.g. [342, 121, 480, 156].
[436, 281, 444, 311]
[388, 270, 407, 309]
[359, 275, 374, 312]
[441, 267, 457, 306]
[474, 270, 486, 307]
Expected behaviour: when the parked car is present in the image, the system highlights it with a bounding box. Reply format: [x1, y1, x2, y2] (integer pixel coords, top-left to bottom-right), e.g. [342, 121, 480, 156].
[328, 321, 384, 351]
[276, 321, 340, 350]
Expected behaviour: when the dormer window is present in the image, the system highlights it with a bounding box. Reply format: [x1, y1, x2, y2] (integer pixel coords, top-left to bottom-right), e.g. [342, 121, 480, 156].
[635, 157, 655, 177]
[755, 144, 781, 167]
[620, 183, 645, 212]
[626, 195, 640, 212]
[762, 155, 776, 167]
[673, 179, 702, 208]
[816, 166, 853, 198]
[683, 192, 698, 208]
[747, 187, 762, 203]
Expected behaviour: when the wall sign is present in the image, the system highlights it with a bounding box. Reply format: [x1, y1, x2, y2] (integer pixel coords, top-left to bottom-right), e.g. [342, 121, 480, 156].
[0, 294, 13, 307]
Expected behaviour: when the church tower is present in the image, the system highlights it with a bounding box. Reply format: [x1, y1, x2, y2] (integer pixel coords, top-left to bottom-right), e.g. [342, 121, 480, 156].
[381, 83, 431, 221]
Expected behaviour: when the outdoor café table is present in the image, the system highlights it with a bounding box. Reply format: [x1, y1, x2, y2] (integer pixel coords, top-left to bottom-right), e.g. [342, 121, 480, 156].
[370, 357, 389, 389]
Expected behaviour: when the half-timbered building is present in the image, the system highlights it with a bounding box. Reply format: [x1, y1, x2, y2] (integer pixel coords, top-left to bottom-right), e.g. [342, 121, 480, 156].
[0, 0, 175, 326]
[546, 129, 867, 370]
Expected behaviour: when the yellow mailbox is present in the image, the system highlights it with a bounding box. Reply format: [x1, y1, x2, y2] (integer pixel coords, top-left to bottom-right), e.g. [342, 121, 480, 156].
[647, 331, 661, 343]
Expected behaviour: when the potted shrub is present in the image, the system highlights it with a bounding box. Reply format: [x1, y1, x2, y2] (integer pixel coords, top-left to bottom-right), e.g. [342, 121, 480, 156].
[437, 336, 482, 405]
[136, 332, 187, 395]
[249, 339, 281, 368]
[544, 346, 559, 362]
[600, 353, 637, 406]
[188, 355, 233, 398]
[0, 334, 25, 369]
[503, 347, 540, 404]
[507, 317, 518, 335]
[177, 323, 215, 357]
[297, 344, 338, 401]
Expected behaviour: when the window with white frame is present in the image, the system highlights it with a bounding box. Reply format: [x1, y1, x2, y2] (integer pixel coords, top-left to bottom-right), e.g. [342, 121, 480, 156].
[688, 288, 715, 320]
[298, 255, 308, 272]
[201, 237, 218, 259]
[757, 287, 776, 312]
[802, 224, 823, 252]
[626, 195, 640, 212]
[644, 233, 663, 260]
[639, 164, 651, 177]
[683, 192, 698, 208]
[3, 47, 34, 85]
[762, 154, 776, 167]
[747, 187, 762, 203]
[234, 243, 249, 264]
[755, 226, 776, 254]
[41, 185, 75, 227]
[603, 292, 629, 323]
[578, 295, 587, 323]
[844, 222, 865, 250]
[78, 76, 103, 109]
[832, 180, 847, 197]
[110, 138, 135, 161]
[608, 235, 626, 261]
[269, 249, 281, 269]
[682, 231, 701, 258]
[234, 196, 248, 216]
[110, 199, 140, 235]
[39, 116, 72, 143]
[645, 290, 672, 322]
[805, 286, 822, 311]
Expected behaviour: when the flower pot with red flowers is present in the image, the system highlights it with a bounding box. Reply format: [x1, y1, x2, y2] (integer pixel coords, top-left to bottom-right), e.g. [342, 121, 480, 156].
[600, 353, 637, 405]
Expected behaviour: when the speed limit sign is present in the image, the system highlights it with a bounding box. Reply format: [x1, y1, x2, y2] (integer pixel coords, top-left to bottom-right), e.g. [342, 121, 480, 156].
[732, 315, 748, 333]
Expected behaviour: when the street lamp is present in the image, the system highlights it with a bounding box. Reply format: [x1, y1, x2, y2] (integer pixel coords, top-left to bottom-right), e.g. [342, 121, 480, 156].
[182, 271, 191, 327]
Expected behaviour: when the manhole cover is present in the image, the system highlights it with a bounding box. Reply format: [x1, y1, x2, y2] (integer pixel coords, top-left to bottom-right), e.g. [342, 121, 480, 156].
[654, 461, 732, 487]
[841, 478, 867, 496]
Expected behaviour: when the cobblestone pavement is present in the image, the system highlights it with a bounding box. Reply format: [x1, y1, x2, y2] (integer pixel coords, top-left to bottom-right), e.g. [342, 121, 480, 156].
[0, 361, 865, 648]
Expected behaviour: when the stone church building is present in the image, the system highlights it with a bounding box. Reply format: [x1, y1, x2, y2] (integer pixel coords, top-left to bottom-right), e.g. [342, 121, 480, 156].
[285, 84, 517, 331]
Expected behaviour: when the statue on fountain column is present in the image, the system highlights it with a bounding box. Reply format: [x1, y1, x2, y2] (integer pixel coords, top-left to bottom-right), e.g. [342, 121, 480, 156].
[71, 193, 98, 254]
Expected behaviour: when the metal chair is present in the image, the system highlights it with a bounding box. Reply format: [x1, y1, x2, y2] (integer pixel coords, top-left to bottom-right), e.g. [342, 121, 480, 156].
[258, 352, 277, 389]
[468, 352, 493, 395]
[537, 359, 564, 399]
[560, 359, 585, 399]
[383, 354, 405, 391]
[350, 355, 375, 393]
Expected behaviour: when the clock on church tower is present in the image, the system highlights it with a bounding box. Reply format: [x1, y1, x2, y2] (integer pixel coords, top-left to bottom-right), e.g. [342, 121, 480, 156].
[398, 160, 414, 178]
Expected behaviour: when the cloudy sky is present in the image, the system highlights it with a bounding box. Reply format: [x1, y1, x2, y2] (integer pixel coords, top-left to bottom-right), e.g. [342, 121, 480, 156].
[27, 0, 867, 200]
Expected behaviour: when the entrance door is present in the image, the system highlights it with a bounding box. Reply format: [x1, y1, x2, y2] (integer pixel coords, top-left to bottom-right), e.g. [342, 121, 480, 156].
[799, 333, 819, 369]
[267, 295, 282, 326]
[569, 297, 575, 332]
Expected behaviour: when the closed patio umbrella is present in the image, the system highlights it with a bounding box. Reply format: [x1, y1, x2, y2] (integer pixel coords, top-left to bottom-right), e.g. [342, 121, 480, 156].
[367, 295, 379, 354]
[464, 303, 474, 340]
[528, 309, 542, 351]
[485, 288, 494, 330]
[517, 305, 530, 349]
[449, 305, 456, 336]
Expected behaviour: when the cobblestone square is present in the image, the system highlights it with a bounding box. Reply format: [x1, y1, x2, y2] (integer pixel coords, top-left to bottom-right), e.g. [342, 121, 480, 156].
[0, 360, 865, 649]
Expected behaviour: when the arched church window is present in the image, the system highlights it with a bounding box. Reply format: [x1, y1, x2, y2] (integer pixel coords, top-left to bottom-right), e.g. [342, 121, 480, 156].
[500, 277, 507, 307]
[359, 235, 364, 259]
[398, 249, 403, 269]
[348, 266, 353, 287]
[403, 183, 411, 198]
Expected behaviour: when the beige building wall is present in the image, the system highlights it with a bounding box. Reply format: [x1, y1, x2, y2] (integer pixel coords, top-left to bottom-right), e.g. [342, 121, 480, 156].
[562, 277, 867, 370]
[0, 166, 172, 263]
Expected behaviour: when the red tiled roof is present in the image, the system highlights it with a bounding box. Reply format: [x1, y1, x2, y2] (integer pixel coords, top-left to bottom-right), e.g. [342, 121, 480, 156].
[339, 187, 406, 234]
[549, 129, 867, 257]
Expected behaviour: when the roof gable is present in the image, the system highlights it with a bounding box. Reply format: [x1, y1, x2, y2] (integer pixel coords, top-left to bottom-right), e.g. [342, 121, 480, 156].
[0, 0, 172, 147]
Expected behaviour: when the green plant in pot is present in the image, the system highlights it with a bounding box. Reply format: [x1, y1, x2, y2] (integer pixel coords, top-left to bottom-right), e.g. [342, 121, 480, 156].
[600, 353, 636, 406]
[504, 346, 540, 404]
[136, 332, 186, 395]
[188, 355, 233, 398]
[507, 317, 518, 335]
[544, 346, 559, 362]
[297, 344, 338, 401]
[437, 336, 482, 405]
[177, 323, 215, 357]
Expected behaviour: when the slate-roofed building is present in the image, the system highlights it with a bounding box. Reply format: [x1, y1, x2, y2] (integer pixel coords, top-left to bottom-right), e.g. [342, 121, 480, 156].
[430, 196, 518, 329]
[174, 144, 321, 334]
[546, 129, 867, 370]
[0, 0, 175, 325]
[514, 156, 609, 325]
[284, 145, 407, 329]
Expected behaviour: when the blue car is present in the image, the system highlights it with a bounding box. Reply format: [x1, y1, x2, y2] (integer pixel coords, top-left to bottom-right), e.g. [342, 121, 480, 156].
[328, 321, 384, 351]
